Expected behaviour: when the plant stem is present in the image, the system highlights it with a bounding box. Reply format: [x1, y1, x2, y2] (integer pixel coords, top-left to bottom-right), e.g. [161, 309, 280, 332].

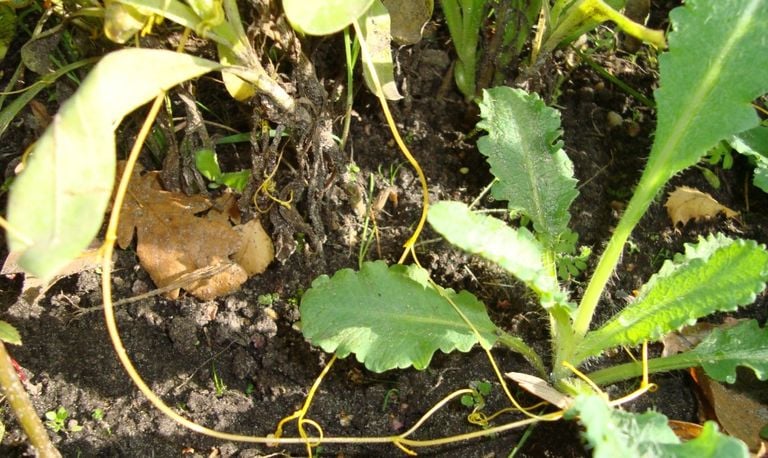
[0, 342, 61, 457]
[553, 173, 664, 381]
[496, 331, 547, 379]
[587, 352, 704, 386]
[573, 173, 662, 338]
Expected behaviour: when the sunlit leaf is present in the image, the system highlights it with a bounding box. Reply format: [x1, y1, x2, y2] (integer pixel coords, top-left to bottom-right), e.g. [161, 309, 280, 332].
[282, 0, 374, 35]
[0, 321, 21, 346]
[6, 49, 220, 281]
[428, 201, 566, 307]
[646, 0, 768, 183]
[566, 393, 748, 458]
[300, 261, 497, 372]
[577, 234, 768, 361]
[477, 87, 577, 247]
[360, 0, 402, 100]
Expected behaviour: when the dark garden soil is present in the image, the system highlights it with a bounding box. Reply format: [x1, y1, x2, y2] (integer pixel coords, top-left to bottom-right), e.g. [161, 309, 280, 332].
[1, 1, 767, 457]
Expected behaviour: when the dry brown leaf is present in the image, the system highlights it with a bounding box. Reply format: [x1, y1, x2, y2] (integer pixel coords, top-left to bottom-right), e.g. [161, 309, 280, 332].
[2, 244, 103, 305]
[661, 319, 742, 357]
[693, 367, 768, 451]
[664, 186, 739, 227]
[233, 219, 275, 276]
[116, 163, 254, 300]
[505, 372, 572, 409]
[667, 420, 703, 441]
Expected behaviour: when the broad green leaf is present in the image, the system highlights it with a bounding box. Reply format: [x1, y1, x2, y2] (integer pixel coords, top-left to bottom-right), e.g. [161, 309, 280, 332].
[283, 0, 374, 35]
[577, 234, 768, 361]
[360, 0, 402, 100]
[566, 393, 747, 458]
[0, 321, 21, 345]
[693, 319, 768, 383]
[300, 260, 497, 373]
[729, 126, 768, 193]
[6, 49, 220, 281]
[646, 0, 768, 183]
[428, 201, 566, 300]
[477, 87, 577, 246]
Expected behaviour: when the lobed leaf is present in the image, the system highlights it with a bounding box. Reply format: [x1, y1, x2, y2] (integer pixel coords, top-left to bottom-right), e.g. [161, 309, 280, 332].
[692, 319, 768, 384]
[566, 393, 748, 458]
[729, 126, 768, 193]
[477, 87, 577, 246]
[428, 201, 565, 306]
[646, 0, 768, 182]
[577, 234, 768, 361]
[299, 261, 497, 373]
[6, 49, 220, 281]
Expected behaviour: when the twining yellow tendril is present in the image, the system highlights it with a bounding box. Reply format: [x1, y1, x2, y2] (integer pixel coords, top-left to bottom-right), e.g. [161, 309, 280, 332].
[352, 20, 429, 266]
[562, 340, 657, 407]
[273, 355, 336, 456]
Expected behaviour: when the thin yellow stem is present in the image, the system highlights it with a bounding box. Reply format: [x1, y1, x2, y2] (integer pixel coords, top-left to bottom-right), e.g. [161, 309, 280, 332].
[352, 19, 429, 265]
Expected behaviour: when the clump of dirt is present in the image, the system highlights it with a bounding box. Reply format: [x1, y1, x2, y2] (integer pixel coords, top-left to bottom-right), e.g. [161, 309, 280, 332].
[1, 1, 767, 457]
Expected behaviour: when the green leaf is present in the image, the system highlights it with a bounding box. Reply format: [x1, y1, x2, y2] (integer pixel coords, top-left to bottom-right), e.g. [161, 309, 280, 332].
[729, 125, 768, 193]
[360, 0, 402, 100]
[566, 393, 747, 458]
[646, 0, 768, 183]
[283, 0, 374, 35]
[477, 87, 578, 246]
[0, 321, 21, 345]
[300, 260, 497, 373]
[218, 170, 250, 192]
[586, 320, 768, 386]
[428, 201, 566, 306]
[6, 49, 220, 281]
[195, 148, 223, 181]
[693, 319, 768, 383]
[577, 234, 768, 362]
[440, 0, 484, 99]
[0, 4, 17, 62]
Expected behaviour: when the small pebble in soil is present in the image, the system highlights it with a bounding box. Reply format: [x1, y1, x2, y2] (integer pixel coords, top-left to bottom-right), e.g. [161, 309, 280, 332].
[606, 111, 624, 128]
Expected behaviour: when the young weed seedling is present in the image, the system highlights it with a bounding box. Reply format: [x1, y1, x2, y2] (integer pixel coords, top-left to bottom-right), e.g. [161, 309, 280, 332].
[45, 407, 82, 435]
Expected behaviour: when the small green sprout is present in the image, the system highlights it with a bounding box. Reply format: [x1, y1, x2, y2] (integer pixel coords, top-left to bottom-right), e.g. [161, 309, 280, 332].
[460, 380, 492, 410]
[91, 408, 112, 436]
[212, 363, 227, 397]
[257, 293, 280, 307]
[381, 388, 399, 412]
[91, 408, 105, 421]
[45, 406, 82, 434]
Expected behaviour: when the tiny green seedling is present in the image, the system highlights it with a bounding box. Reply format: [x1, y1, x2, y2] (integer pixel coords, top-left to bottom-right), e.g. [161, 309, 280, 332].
[460, 380, 492, 410]
[381, 388, 399, 411]
[257, 292, 280, 307]
[91, 408, 112, 436]
[91, 408, 104, 422]
[212, 363, 227, 397]
[45, 407, 82, 434]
